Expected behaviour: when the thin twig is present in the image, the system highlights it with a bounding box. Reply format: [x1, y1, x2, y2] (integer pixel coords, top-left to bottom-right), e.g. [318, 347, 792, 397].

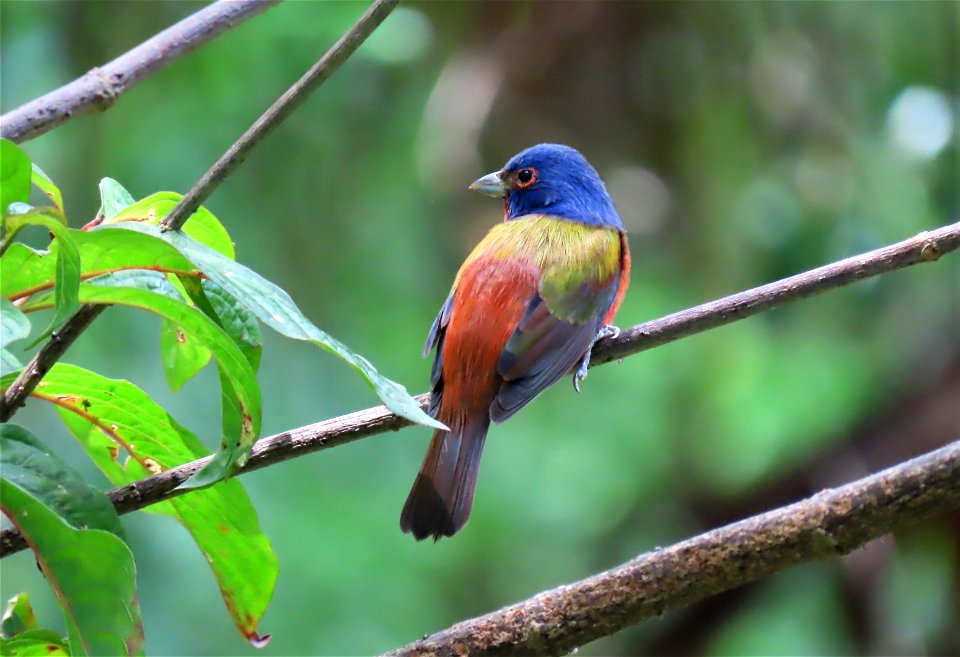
[158, 0, 400, 232]
[0, 0, 281, 143]
[382, 441, 960, 657]
[0, 305, 105, 422]
[1, 222, 957, 558]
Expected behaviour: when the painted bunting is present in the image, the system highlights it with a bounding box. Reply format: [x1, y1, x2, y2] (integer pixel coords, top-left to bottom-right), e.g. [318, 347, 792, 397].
[401, 143, 631, 541]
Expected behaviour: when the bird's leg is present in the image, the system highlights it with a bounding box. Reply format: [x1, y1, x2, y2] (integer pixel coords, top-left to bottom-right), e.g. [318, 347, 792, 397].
[573, 324, 621, 393]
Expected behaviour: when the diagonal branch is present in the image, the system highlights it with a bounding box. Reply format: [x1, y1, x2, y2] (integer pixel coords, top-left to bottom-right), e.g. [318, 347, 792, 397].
[593, 221, 960, 366]
[0, 0, 399, 424]
[158, 0, 399, 232]
[1, 221, 957, 558]
[0, 0, 281, 143]
[0, 305, 105, 422]
[381, 441, 960, 657]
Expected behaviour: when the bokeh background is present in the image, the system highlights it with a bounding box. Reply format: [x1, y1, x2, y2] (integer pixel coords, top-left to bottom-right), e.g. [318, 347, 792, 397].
[2, 1, 958, 655]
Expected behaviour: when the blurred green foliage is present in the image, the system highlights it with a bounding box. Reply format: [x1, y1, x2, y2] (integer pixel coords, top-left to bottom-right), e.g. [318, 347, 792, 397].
[1, 1, 957, 655]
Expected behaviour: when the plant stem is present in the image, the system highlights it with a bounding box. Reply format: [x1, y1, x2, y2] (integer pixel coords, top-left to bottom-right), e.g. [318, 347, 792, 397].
[159, 0, 400, 232]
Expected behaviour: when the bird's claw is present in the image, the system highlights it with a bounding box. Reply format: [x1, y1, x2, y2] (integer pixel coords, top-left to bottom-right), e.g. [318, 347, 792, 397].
[572, 324, 620, 393]
[573, 356, 589, 393]
[597, 324, 620, 340]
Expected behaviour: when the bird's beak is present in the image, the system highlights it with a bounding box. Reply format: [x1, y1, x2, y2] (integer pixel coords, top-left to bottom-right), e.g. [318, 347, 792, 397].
[468, 171, 508, 198]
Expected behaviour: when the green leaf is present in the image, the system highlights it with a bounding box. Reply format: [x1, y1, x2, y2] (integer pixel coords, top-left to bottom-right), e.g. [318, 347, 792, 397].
[31, 165, 64, 217]
[23, 264, 261, 453]
[0, 243, 46, 299]
[160, 318, 213, 392]
[22, 282, 261, 485]
[1, 593, 39, 638]
[24, 268, 186, 311]
[1, 298, 30, 349]
[116, 223, 445, 431]
[0, 140, 31, 215]
[173, 274, 218, 316]
[109, 192, 235, 259]
[1, 349, 22, 374]
[2, 226, 200, 303]
[194, 280, 263, 370]
[0, 296, 28, 373]
[160, 276, 219, 392]
[159, 277, 264, 391]
[0, 595, 68, 656]
[92, 269, 184, 296]
[200, 286, 263, 450]
[98, 178, 135, 220]
[3, 209, 80, 345]
[0, 481, 144, 656]
[1, 629, 70, 656]
[0, 424, 124, 540]
[18, 363, 277, 646]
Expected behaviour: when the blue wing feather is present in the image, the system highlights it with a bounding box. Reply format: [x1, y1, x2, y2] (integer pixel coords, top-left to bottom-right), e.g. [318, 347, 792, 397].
[425, 295, 454, 419]
[424, 295, 454, 359]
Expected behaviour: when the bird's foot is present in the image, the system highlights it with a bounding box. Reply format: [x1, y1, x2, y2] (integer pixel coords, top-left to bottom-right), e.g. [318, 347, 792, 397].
[573, 354, 590, 393]
[573, 324, 621, 393]
[597, 324, 621, 340]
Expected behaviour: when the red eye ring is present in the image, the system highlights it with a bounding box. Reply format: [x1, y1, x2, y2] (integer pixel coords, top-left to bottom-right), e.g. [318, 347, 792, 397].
[516, 167, 538, 189]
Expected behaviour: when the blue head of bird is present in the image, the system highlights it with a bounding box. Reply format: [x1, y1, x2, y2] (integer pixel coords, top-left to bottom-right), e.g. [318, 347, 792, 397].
[469, 143, 623, 230]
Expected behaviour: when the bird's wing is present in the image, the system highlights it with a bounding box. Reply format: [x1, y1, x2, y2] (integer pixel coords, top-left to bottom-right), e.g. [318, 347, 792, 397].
[423, 295, 454, 418]
[492, 228, 624, 423]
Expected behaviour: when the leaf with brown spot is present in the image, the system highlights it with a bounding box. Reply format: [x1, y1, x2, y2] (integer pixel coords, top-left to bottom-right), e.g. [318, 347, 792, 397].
[1, 365, 277, 644]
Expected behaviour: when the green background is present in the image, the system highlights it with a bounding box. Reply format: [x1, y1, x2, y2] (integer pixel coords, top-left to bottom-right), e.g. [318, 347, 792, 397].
[2, 1, 957, 654]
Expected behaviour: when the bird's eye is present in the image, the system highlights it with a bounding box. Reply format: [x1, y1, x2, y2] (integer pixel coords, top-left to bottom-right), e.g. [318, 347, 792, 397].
[516, 168, 538, 188]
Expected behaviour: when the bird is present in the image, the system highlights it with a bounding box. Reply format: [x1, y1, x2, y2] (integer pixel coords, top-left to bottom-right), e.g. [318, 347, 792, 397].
[400, 143, 631, 541]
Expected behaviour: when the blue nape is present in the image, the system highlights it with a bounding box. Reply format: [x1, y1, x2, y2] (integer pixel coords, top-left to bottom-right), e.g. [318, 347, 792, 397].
[502, 143, 623, 230]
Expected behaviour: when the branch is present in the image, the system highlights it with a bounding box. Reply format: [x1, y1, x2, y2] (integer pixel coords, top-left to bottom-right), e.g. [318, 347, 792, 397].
[0, 305, 105, 422]
[0, 0, 281, 143]
[382, 441, 960, 657]
[0, 0, 399, 425]
[158, 0, 400, 232]
[1, 222, 957, 558]
[593, 222, 960, 367]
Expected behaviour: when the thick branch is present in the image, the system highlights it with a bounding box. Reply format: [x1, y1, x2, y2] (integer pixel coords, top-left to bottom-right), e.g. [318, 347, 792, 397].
[158, 0, 399, 232]
[0, 0, 281, 143]
[382, 441, 960, 657]
[1, 222, 957, 558]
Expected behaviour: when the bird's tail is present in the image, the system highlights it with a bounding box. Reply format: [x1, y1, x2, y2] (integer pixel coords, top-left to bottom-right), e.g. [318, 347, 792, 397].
[400, 413, 490, 541]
